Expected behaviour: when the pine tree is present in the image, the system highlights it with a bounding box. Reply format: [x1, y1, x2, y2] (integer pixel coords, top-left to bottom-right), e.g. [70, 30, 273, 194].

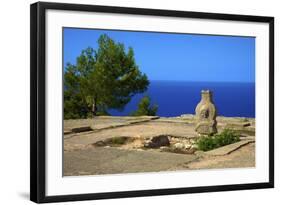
[64, 34, 149, 119]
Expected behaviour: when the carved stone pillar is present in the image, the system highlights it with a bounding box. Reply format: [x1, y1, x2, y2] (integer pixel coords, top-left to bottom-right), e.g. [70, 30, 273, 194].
[195, 90, 217, 135]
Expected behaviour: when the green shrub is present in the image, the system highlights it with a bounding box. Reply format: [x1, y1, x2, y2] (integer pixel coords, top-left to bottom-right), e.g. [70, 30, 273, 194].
[94, 136, 133, 147]
[108, 136, 134, 145]
[110, 137, 127, 145]
[96, 110, 110, 116]
[196, 129, 240, 151]
[130, 96, 158, 116]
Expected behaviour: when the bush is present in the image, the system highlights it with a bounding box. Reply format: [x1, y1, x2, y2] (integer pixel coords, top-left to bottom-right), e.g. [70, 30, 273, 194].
[96, 110, 110, 116]
[109, 137, 128, 145]
[94, 136, 133, 147]
[130, 96, 158, 116]
[196, 129, 240, 151]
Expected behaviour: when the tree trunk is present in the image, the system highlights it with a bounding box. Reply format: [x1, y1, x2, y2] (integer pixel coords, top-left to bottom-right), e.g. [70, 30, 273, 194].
[92, 98, 97, 116]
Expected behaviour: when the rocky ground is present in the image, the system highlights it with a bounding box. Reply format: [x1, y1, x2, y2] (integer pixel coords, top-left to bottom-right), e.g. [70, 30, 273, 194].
[64, 115, 255, 176]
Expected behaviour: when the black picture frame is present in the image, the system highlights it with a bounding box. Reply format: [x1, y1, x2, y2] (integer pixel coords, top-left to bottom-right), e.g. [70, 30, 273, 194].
[30, 1, 274, 203]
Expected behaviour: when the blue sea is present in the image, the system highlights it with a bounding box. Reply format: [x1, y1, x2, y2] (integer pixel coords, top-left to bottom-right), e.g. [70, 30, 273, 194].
[109, 81, 255, 118]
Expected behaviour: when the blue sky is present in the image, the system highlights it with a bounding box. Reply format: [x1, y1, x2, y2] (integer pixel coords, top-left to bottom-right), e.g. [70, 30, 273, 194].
[63, 28, 255, 83]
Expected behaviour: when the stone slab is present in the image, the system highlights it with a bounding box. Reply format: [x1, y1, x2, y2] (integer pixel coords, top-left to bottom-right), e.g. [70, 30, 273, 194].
[64, 116, 160, 132]
[205, 140, 254, 156]
[64, 130, 72, 135]
[187, 143, 255, 169]
[64, 147, 198, 176]
[240, 136, 255, 141]
[64, 121, 198, 147]
[71, 126, 92, 133]
[225, 122, 251, 129]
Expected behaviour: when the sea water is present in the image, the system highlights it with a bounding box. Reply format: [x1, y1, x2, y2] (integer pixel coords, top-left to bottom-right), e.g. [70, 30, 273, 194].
[109, 81, 255, 118]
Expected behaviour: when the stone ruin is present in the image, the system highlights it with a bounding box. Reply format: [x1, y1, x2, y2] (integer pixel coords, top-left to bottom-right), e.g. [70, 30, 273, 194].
[195, 90, 217, 135]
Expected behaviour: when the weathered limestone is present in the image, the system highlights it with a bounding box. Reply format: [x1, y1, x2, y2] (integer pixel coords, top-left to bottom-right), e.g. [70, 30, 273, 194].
[71, 126, 92, 133]
[144, 135, 170, 148]
[204, 140, 254, 156]
[195, 90, 217, 135]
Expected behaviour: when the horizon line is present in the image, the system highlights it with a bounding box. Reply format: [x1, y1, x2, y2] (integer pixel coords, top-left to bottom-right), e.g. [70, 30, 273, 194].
[149, 79, 255, 83]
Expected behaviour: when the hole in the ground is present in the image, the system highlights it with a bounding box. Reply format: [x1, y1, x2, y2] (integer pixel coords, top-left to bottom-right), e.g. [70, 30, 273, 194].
[93, 136, 134, 147]
[93, 135, 198, 155]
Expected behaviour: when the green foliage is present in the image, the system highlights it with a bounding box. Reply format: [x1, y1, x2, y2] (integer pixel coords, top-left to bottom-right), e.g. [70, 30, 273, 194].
[196, 129, 240, 151]
[64, 34, 149, 119]
[109, 137, 128, 145]
[130, 96, 158, 116]
[94, 136, 132, 147]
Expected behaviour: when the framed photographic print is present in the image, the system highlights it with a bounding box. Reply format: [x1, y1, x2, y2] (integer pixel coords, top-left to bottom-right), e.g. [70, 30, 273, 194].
[30, 2, 274, 203]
